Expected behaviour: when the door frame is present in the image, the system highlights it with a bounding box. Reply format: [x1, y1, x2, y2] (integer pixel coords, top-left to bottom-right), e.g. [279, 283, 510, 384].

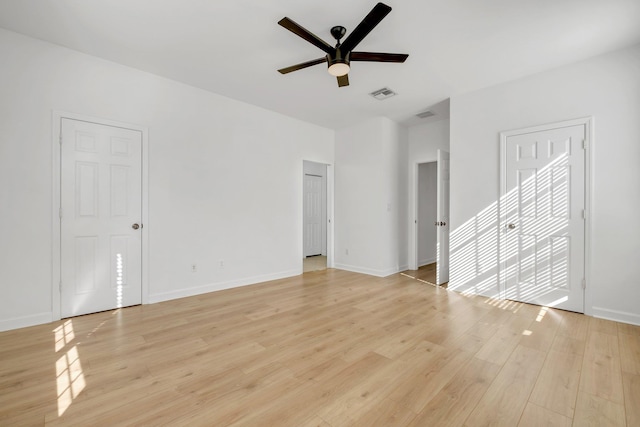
[409, 156, 447, 272]
[411, 161, 438, 270]
[303, 173, 324, 257]
[326, 164, 335, 268]
[498, 117, 593, 314]
[409, 160, 430, 271]
[51, 111, 149, 321]
[301, 160, 334, 270]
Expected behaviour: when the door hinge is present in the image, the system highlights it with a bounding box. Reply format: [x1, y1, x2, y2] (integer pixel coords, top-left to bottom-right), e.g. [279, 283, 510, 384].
[582, 209, 587, 220]
[582, 139, 588, 150]
[582, 278, 586, 289]
[59, 134, 62, 145]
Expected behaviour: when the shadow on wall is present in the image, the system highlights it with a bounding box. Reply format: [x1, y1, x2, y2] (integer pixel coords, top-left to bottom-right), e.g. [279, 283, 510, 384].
[448, 197, 500, 297]
[448, 154, 571, 305]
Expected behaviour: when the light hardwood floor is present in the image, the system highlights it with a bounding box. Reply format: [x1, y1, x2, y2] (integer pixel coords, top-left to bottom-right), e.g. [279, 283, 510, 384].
[303, 255, 327, 273]
[404, 263, 438, 286]
[1, 269, 639, 426]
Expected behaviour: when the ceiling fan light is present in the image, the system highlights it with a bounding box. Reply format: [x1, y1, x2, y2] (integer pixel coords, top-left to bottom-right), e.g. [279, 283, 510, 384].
[328, 62, 350, 77]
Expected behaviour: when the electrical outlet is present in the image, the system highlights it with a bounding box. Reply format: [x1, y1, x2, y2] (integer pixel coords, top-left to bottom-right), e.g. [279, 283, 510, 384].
[219, 260, 224, 268]
[191, 264, 197, 273]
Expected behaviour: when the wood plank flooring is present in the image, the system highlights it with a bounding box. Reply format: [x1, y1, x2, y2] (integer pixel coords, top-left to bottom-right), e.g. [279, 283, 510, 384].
[1, 268, 638, 426]
[303, 256, 327, 273]
[403, 262, 438, 286]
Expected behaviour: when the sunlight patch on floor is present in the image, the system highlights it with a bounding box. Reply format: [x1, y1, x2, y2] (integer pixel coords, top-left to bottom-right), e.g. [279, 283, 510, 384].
[53, 320, 86, 416]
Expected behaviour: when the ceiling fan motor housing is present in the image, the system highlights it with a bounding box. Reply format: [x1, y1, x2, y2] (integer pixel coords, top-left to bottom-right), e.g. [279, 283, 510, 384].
[328, 49, 350, 68]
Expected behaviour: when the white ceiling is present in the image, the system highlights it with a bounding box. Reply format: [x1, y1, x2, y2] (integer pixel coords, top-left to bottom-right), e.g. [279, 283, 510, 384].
[0, 0, 638, 129]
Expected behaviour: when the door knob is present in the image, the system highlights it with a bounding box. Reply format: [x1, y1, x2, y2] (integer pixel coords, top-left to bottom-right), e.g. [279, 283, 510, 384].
[507, 223, 516, 230]
[132, 223, 140, 230]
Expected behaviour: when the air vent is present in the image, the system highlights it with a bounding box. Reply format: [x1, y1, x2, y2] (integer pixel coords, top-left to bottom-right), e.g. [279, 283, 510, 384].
[369, 87, 397, 100]
[416, 110, 435, 119]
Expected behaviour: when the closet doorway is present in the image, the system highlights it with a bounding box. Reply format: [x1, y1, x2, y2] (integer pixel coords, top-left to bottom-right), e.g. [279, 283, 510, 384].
[303, 160, 329, 273]
[410, 149, 450, 285]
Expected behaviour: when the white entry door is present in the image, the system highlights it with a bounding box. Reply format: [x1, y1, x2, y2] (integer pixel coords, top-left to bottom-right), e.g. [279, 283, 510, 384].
[304, 174, 322, 257]
[436, 150, 450, 285]
[60, 118, 143, 318]
[502, 122, 586, 312]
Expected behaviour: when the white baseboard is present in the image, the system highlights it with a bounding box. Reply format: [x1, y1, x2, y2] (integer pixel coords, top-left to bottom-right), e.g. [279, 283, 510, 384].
[419, 257, 436, 267]
[0, 312, 53, 332]
[148, 269, 301, 304]
[591, 306, 640, 326]
[333, 263, 400, 278]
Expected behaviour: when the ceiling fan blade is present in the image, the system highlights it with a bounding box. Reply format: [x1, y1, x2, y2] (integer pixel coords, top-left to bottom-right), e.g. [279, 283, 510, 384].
[340, 2, 392, 53]
[278, 57, 327, 74]
[337, 74, 349, 87]
[350, 52, 408, 63]
[278, 17, 335, 55]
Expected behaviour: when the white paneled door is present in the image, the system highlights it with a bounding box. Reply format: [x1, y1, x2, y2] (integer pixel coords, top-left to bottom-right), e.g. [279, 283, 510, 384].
[60, 119, 142, 318]
[304, 174, 322, 257]
[436, 150, 450, 285]
[502, 123, 586, 312]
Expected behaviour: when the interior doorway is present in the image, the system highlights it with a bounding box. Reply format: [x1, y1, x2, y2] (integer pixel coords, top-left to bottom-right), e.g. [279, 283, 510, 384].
[417, 162, 438, 269]
[412, 161, 440, 285]
[409, 150, 450, 285]
[303, 160, 329, 273]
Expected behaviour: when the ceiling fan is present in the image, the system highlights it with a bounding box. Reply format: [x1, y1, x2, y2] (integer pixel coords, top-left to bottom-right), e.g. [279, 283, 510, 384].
[277, 2, 408, 87]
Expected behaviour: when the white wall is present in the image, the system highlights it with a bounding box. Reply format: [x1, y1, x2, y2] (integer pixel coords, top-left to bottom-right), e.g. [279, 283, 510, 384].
[408, 120, 450, 163]
[334, 117, 406, 276]
[406, 119, 450, 269]
[418, 162, 437, 266]
[449, 44, 640, 325]
[0, 28, 334, 331]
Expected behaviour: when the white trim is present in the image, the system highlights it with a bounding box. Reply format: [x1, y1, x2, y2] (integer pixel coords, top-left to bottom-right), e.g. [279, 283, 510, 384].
[499, 128, 508, 300]
[51, 112, 61, 321]
[583, 118, 594, 317]
[409, 162, 419, 270]
[592, 307, 640, 327]
[52, 111, 149, 321]
[0, 312, 54, 333]
[499, 117, 594, 137]
[334, 263, 400, 278]
[301, 160, 335, 271]
[499, 117, 593, 312]
[148, 269, 300, 304]
[326, 164, 335, 269]
[408, 158, 438, 270]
